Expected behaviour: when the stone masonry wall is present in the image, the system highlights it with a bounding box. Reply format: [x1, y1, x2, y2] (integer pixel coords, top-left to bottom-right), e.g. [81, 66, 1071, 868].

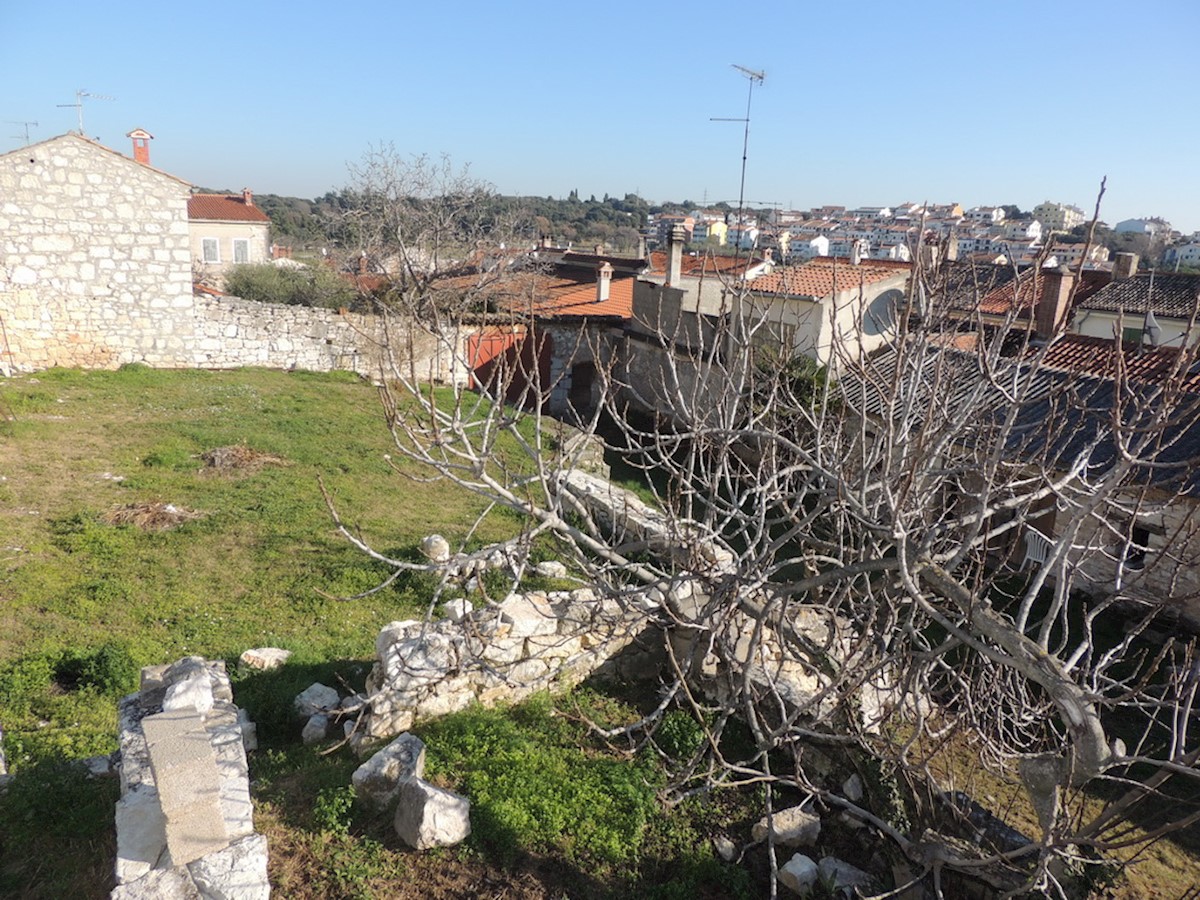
[0, 134, 193, 372]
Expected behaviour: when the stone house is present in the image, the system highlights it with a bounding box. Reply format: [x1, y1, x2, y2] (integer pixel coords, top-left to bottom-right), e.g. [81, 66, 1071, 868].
[0, 131, 390, 376]
[188, 189, 271, 287]
[0, 132, 193, 370]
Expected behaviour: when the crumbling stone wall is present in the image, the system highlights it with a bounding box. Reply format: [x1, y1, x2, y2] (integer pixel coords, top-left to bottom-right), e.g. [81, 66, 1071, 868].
[112, 657, 268, 899]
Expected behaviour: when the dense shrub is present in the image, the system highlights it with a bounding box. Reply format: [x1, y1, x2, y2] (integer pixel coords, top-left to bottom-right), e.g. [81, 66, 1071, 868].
[223, 262, 358, 309]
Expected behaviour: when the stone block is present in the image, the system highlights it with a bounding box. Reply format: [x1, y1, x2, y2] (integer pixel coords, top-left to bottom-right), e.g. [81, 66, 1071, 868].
[751, 804, 820, 847]
[394, 778, 471, 850]
[352, 733, 426, 809]
[114, 785, 168, 883]
[499, 591, 559, 638]
[779, 854, 819, 895]
[237, 647, 291, 671]
[294, 683, 339, 717]
[111, 867, 201, 899]
[302, 714, 330, 745]
[186, 833, 270, 900]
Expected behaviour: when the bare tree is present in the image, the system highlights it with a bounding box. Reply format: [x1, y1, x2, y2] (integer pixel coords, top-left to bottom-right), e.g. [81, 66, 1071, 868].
[337, 189, 1200, 896]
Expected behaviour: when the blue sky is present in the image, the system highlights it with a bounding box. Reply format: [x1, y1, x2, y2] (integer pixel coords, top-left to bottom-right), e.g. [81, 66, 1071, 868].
[3, 1, 1198, 231]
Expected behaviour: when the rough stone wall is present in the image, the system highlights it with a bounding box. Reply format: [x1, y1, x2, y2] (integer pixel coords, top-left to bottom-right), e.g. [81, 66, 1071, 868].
[365, 588, 660, 738]
[0, 134, 193, 372]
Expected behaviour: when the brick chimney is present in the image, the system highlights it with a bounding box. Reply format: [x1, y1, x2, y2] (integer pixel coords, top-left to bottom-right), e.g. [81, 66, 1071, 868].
[1113, 252, 1139, 280]
[1036, 265, 1075, 340]
[666, 223, 687, 287]
[126, 128, 153, 165]
[242, 188, 254, 207]
[596, 261, 613, 303]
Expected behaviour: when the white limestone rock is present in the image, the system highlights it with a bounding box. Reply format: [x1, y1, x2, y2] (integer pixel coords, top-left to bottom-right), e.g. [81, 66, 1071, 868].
[393, 778, 471, 849]
[111, 867, 201, 899]
[301, 714, 330, 745]
[842, 773, 863, 803]
[352, 733, 427, 809]
[186, 833, 270, 900]
[499, 591, 558, 638]
[420, 534, 451, 563]
[779, 853, 819, 895]
[294, 683, 339, 718]
[114, 784, 168, 884]
[162, 672, 214, 715]
[713, 835, 737, 862]
[818, 856, 873, 894]
[441, 597, 473, 623]
[534, 560, 569, 579]
[238, 647, 291, 672]
[751, 804, 821, 847]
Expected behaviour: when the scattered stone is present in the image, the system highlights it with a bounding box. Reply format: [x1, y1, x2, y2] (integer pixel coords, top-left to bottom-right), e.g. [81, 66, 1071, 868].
[238, 647, 291, 672]
[752, 804, 821, 847]
[339, 692, 369, 714]
[84, 753, 116, 777]
[301, 714, 330, 745]
[420, 534, 451, 563]
[294, 683, 339, 718]
[0, 722, 6, 775]
[186, 832, 270, 900]
[353, 733, 426, 809]
[393, 778, 471, 849]
[534, 560, 569, 579]
[842, 773, 863, 803]
[713, 835, 737, 862]
[817, 857, 873, 895]
[779, 854, 819, 895]
[441, 597, 473, 623]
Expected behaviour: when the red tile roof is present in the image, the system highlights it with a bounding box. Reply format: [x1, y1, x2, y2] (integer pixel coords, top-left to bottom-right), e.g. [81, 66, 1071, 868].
[750, 257, 910, 298]
[646, 251, 763, 278]
[434, 268, 635, 320]
[976, 269, 1109, 318]
[187, 193, 271, 223]
[1034, 333, 1200, 390]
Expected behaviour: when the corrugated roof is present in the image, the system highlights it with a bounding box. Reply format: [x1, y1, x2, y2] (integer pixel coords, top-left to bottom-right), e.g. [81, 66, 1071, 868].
[187, 194, 271, 223]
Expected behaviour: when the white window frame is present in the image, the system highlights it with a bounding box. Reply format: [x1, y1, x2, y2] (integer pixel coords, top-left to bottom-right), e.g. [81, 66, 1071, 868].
[202, 237, 220, 264]
[232, 238, 250, 264]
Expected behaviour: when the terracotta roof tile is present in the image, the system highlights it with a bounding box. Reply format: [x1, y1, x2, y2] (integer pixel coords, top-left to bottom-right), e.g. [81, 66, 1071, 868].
[1034, 333, 1200, 390]
[646, 251, 763, 278]
[188, 194, 271, 223]
[750, 257, 909, 298]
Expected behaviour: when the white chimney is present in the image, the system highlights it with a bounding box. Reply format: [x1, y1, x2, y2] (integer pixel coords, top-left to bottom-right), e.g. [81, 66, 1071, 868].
[596, 261, 613, 303]
[666, 223, 687, 287]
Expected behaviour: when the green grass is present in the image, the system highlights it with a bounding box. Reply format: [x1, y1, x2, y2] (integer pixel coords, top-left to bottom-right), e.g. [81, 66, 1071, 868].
[0, 366, 760, 899]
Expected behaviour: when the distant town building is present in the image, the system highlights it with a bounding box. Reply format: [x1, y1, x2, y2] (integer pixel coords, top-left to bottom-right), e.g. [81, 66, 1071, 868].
[1114, 217, 1172, 237]
[1033, 201, 1086, 233]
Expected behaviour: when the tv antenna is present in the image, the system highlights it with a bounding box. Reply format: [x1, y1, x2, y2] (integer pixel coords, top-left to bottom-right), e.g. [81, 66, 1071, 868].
[57, 89, 114, 136]
[711, 64, 765, 259]
[7, 120, 38, 144]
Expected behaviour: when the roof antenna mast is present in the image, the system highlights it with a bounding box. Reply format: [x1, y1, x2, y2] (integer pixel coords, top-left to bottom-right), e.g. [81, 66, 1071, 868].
[7, 121, 38, 144]
[57, 88, 114, 137]
[711, 64, 765, 260]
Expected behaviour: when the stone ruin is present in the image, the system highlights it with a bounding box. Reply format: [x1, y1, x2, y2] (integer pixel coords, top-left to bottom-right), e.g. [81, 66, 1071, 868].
[111, 657, 268, 900]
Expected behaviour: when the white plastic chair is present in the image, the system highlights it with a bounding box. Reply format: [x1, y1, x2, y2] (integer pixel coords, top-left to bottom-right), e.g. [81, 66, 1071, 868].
[1020, 528, 1051, 571]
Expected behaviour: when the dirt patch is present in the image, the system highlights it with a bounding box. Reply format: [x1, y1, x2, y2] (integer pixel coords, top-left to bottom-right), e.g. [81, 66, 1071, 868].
[101, 501, 203, 531]
[200, 445, 288, 472]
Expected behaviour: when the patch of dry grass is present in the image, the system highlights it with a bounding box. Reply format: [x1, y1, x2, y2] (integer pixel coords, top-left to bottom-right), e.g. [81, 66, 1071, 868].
[200, 444, 288, 472]
[101, 501, 203, 531]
